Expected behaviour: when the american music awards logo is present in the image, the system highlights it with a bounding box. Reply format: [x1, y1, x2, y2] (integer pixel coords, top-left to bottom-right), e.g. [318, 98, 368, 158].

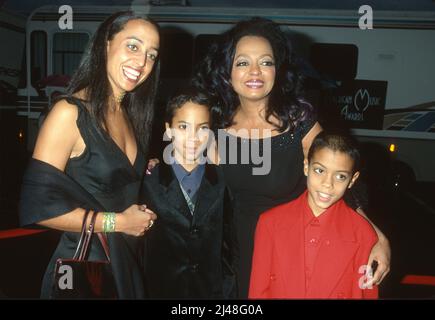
[340, 88, 382, 121]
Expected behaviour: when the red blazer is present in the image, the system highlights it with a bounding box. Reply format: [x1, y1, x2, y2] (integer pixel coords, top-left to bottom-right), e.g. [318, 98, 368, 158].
[249, 191, 378, 299]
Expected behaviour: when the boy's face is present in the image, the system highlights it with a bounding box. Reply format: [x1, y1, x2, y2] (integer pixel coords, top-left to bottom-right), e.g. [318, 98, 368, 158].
[165, 102, 211, 165]
[304, 147, 360, 216]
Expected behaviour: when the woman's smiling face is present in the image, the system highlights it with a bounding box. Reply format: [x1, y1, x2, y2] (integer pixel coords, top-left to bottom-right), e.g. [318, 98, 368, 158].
[231, 35, 276, 104]
[106, 19, 159, 98]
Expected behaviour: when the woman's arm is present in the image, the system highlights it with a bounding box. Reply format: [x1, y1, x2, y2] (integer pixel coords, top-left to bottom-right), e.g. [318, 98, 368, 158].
[32, 99, 156, 236]
[40, 206, 156, 236]
[301, 121, 323, 159]
[356, 207, 391, 285]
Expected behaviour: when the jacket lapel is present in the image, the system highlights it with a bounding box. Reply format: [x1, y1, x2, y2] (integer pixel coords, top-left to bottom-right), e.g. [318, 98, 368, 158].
[158, 162, 192, 222]
[192, 164, 219, 225]
[273, 197, 307, 297]
[307, 200, 358, 298]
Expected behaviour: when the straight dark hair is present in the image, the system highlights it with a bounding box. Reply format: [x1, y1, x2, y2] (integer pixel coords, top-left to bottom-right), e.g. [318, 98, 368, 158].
[308, 132, 361, 172]
[165, 87, 212, 124]
[65, 11, 160, 155]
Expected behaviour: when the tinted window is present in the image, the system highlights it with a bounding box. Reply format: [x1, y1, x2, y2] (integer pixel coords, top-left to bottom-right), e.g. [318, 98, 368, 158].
[53, 32, 89, 76]
[310, 43, 358, 81]
[30, 31, 47, 85]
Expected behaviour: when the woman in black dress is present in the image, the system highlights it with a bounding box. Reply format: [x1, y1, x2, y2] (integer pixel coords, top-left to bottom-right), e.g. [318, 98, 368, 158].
[195, 17, 391, 298]
[20, 11, 159, 298]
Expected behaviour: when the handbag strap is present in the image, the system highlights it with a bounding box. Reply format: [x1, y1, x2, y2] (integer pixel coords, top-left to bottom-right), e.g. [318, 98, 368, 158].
[73, 209, 91, 260]
[77, 210, 98, 261]
[73, 210, 111, 262]
[97, 233, 111, 262]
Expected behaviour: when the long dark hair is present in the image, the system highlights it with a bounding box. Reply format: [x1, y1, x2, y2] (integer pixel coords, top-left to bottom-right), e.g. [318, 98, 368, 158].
[194, 17, 312, 132]
[66, 11, 160, 154]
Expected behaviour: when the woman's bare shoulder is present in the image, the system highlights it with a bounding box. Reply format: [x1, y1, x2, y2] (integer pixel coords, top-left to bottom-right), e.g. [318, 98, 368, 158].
[49, 97, 81, 121]
[32, 98, 82, 170]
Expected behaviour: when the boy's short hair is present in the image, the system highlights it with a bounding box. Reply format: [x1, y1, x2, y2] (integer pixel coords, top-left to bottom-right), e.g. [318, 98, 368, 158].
[308, 131, 361, 172]
[165, 86, 212, 124]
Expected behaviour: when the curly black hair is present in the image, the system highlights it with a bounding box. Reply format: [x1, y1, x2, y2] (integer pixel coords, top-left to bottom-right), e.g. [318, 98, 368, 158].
[193, 17, 313, 132]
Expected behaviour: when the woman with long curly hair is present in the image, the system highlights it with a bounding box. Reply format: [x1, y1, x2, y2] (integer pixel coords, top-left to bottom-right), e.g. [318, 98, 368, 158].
[194, 17, 390, 298]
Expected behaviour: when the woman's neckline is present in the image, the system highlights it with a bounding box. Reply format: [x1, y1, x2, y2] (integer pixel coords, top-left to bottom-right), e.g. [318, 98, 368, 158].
[222, 127, 291, 141]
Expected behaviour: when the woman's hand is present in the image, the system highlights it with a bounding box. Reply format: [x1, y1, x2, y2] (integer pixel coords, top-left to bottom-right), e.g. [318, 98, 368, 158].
[116, 204, 157, 236]
[367, 235, 391, 285]
[146, 158, 160, 174]
[355, 207, 391, 286]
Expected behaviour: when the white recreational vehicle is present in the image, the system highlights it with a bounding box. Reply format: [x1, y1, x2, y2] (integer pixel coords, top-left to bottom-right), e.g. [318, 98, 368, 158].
[0, 9, 25, 109]
[17, 4, 435, 181]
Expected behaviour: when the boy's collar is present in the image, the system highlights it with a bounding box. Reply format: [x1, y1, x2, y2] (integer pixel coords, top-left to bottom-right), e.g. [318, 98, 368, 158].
[171, 161, 205, 181]
[158, 161, 218, 187]
[300, 190, 357, 242]
[172, 157, 202, 174]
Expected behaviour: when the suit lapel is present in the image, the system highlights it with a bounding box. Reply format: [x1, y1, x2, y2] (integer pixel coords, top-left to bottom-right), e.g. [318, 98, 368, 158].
[192, 164, 219, 225]
[158, 162, 192, 222]
[307, 200, 358, 298]
[273, 198, 307, 297]
[158, 162, 221, 223]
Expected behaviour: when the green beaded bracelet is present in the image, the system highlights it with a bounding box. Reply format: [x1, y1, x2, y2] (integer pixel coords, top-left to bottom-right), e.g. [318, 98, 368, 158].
[102, 212, 116, 233]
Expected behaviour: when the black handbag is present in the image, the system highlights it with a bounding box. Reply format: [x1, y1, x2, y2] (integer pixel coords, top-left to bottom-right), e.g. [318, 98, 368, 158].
[52, 210, 117, 299]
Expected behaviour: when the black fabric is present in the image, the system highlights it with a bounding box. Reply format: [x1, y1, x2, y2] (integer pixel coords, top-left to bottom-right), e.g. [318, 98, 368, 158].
[19, 97, 147, 299]
[219, 117, 316, 298]
[141, 162, 237, 299]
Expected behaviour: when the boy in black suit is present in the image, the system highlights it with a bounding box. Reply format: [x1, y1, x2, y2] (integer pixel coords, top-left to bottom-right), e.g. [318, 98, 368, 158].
[141, 88, 236, 299]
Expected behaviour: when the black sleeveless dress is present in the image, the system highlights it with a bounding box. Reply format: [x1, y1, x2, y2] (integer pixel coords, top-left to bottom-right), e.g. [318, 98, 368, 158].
[40, 97, 147, 298]
[219, 119, 316, 298]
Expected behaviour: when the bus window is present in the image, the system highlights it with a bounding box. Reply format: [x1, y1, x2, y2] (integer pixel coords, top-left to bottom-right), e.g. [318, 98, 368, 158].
[30, 31, 47, 86]
[53, 33, 89, 76]
[309, 43, 358, 81]
[18, 44, 26, 89]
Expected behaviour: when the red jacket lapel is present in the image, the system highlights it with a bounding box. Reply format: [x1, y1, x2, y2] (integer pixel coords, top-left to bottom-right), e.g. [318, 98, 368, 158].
[307, 200, 359, 298]
[273, 199, 306, 297]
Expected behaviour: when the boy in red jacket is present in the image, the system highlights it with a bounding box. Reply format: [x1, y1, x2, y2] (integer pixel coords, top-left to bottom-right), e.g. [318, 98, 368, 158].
[249, 132, 378, 299]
